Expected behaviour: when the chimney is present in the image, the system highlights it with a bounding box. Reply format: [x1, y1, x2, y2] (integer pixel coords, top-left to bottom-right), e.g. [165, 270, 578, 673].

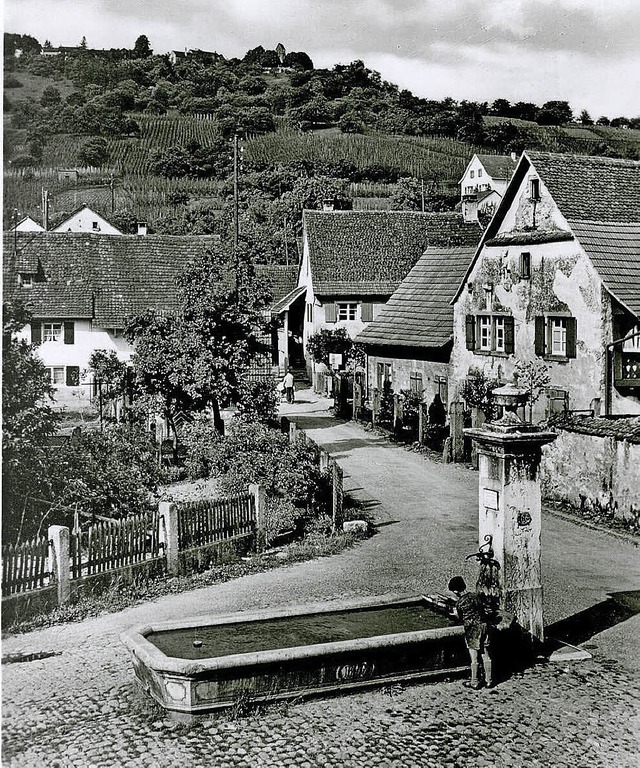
[137, 221, 148, 236]
[462, 196, 479, 223]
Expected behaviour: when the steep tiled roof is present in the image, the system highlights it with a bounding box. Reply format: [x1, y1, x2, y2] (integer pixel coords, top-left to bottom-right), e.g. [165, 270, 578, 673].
[3, 232, 217, 327]
[569, 219, 640, 318]
[254, 264, 299, 306]
[476, 154, 517, 180]
[356, 246, 476, 348]
[548, 415, 640, 444]
[526, 151, 640, 222]
[304, 210, 481, 296]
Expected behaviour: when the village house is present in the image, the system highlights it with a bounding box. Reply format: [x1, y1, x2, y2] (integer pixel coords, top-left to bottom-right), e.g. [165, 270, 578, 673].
[3, 232, 217, 409]
[10, 215, 45, 233]
[52, 204, 123, 235]
[451, 151, 640, 420]
[294, 210, 482, 380]
[356, 245, 477, 406]
[460, 153, 518, 223]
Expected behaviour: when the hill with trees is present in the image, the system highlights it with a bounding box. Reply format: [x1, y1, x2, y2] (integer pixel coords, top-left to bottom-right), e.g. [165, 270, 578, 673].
[4, 32, 640, 262]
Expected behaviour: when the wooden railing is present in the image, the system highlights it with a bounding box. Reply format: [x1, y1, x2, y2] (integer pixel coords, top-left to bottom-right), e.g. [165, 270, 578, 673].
[176, 493, 255, 551]
[71, 509, 162, 578]
[2, 535, 52, 597]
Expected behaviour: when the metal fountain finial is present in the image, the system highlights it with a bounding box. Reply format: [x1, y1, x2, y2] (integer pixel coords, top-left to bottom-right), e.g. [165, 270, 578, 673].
[465, 534, 495, 564]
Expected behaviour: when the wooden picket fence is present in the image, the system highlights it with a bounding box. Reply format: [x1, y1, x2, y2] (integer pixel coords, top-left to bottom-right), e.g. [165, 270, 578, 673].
[71, 509, 162, 578]
[2, 534, 52, 597]
[177, 493, 255, 551]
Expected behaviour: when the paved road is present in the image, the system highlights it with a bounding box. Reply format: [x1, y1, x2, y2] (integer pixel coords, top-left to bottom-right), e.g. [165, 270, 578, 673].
[2, 391, 639, 767]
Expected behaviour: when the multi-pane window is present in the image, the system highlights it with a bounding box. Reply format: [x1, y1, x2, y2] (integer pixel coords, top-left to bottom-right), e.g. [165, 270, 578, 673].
[337, 302, 357, 321]
[550, 318, 567, 356]
[48, 367, 65, 384]
[494, 317, 506, 352]
[466, 315, 515, 355]
[529, 178, 540, 200]
[409, 371, 423, 394]
[478, 316, 492, 351]
[43, 322, 63, 342]
[520, 252, 531, 279]
[534, 316, 577, 359]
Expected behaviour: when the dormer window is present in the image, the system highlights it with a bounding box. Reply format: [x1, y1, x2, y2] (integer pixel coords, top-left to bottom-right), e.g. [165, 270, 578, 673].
[18, 273, 33, 287]
[529, 178, 541, 201]
[92, 221, 100, 231]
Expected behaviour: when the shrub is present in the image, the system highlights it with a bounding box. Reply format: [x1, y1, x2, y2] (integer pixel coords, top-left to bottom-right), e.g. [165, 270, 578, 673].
[181, 414, 223, 480]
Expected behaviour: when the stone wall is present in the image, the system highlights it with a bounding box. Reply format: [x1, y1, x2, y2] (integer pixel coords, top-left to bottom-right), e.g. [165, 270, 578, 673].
[541, 427, 640, 523]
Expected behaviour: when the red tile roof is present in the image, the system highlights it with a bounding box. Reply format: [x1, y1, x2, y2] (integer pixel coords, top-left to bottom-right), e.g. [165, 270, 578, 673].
[254, 264, 299, 306]
[475, 154, 517, 180]
[568, 219, 640, 318]
[3, 232, 218, 327]
[356, 245, 476, 348]
[549, 415, 640, 444]
[304, 210, 481, 297]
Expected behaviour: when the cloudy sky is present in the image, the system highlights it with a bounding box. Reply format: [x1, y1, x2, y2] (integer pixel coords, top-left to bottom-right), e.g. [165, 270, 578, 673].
[5, 0, 639, 118]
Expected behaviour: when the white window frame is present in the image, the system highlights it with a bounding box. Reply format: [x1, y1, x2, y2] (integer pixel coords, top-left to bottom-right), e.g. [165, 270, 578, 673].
[470, 170, 475, 179]
[478, 168, 483, 177]
[478, 316, 492, 351]
[43, 322, 63, 343]
[550, 318, 567, 356]
[337, 302, 358, 321]
[494, 317, 506, 353]
[48, 366, 65, 385]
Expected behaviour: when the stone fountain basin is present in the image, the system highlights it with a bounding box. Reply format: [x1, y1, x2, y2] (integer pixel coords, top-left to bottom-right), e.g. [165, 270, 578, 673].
[121, 594, 468, 716]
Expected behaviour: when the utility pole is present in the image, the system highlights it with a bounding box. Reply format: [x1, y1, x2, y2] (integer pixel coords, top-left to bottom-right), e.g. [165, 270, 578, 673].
[233, 133, 240, 295]
[110, 174, 115, 214]
[284, 215, 289, 266]
[41, 188, 50, 230]
[421, 179, 425, 212]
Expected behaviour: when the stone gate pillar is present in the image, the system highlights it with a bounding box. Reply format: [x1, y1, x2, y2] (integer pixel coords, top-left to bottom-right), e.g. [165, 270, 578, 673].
[465, 384, 557, 646]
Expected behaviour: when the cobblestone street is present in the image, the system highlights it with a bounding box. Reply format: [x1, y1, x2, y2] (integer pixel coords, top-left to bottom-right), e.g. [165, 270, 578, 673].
[2, 392, 639, 767]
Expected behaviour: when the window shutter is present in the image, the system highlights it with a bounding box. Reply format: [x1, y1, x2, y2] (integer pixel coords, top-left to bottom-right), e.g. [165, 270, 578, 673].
[566, 317, 577, 358]
[465, 316, 476, 350]
[361, 302, 373, 322]
[66, 366, 80, 386]
[504, 316, 515, 355]
[534, 317, 546, 356]
[325, 303, 337, 323]
[31, 322, 42, 345]
[64, 321, 75, 345]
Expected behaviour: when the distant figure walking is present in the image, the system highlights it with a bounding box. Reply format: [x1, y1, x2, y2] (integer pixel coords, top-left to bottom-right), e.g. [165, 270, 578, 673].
[284, 369, 295, 403]
[448, 576, 495, 690]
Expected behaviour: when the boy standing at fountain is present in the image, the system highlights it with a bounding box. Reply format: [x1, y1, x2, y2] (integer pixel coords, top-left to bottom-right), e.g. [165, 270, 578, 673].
[448, 576, 495, 690]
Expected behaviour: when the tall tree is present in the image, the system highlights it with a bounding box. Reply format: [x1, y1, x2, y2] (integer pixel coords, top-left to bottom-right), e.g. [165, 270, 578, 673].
[2, 302, 60, 543]
[133, 34, 152, 58]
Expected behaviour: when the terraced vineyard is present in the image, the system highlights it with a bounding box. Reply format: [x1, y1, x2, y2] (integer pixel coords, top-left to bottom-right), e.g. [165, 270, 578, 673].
[41, 112, 223, 175]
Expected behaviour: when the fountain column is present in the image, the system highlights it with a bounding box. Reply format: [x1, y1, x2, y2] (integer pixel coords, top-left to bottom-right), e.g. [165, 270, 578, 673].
[465, 384, 556, 646]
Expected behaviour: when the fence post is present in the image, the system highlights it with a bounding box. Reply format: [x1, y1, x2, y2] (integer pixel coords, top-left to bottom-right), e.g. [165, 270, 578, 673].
[372, 387, 380, 425]
[48, 525, 70, 606]
[331, 461, 344, 533]
[393, 394, 403, 435]
[353, 382, 362, 421]
[319, 448, 330, 473]
[418, 402, 426, 445]
[159, 501, 179, 575]
[450, 401, 465, 463]
[289, 421, 297, 442]
[249, 483, 266, 552]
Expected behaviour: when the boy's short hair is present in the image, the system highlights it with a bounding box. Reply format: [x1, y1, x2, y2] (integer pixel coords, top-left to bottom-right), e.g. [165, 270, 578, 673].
[448, 576, 466, 593]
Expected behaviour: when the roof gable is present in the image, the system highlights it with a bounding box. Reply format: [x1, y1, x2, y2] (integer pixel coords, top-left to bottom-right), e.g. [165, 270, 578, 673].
[357, 245, 476, 348]
[304, 210, 481, 296]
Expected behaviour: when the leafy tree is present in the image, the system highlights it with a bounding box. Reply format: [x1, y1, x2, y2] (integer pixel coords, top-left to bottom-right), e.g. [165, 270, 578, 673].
[133, 35, 152, 58]
[40, 86, 62, 107]
[536, 100, 572, 125]
[4, 33, 42, 57]
[283, 51, 314, 70]
[579, 109, 594, 125]
[78, 136, 110, 166]
[80, 36, 87, 49]
[2, 302, 59, 543]
[125, 246, 272, 435]
[87, 350, 128, 422]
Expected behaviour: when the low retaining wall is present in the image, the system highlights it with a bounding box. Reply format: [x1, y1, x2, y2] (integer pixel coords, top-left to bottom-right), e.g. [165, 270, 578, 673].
[541, 421, 640, 523]
[2, 584, 58, 628]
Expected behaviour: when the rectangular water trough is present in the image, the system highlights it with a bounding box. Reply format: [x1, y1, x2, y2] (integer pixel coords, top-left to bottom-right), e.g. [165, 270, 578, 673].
[120, 593, 468, 715]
